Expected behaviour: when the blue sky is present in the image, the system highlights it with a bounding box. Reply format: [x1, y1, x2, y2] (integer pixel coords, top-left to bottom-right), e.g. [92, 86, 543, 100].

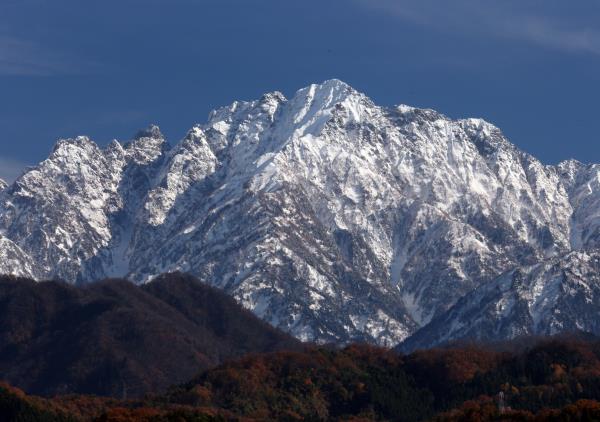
[1, 0, 600, 181]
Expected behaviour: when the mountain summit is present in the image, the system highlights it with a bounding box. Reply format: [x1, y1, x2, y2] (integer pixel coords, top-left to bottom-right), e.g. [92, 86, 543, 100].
[1, 80, 599, 347]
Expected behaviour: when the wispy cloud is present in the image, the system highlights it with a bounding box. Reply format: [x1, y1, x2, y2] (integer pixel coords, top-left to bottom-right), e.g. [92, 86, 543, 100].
[517, 18, 600, 55]
[0, 35, 104, 76]
[0, 157, 28, 183]
[355, 0, 600, 56]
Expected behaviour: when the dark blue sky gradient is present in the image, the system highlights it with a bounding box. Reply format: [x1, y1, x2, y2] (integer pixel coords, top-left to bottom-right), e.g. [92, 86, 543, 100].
[1, 0, 600, 180]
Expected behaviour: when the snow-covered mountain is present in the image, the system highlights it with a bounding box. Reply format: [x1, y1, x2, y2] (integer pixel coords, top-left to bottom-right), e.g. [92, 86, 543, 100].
[0, 79, 599, 346]
[400, 251, 600, 352]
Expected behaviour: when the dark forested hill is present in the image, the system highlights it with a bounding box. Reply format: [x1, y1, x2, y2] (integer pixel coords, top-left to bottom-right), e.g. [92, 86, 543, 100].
[2, 336, 600, 420]
[0, 273, 301, 397]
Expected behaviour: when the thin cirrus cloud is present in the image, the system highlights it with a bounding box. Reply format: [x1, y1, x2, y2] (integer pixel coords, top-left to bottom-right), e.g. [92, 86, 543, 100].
[355, 0, 600, 56]
[519, 19, 600, 55]
[0, 36, 104, 76]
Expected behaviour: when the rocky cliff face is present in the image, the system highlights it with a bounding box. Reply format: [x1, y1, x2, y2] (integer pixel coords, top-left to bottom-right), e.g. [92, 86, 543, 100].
[400, 251, 600, 352]
[1, 80, 598, 346]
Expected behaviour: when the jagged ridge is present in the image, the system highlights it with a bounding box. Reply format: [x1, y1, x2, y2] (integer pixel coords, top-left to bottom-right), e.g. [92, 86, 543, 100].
[1, 79, 600, 347]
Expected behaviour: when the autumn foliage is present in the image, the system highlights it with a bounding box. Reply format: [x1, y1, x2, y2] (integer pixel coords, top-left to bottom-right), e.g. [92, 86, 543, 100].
[3, 337, 600, 420]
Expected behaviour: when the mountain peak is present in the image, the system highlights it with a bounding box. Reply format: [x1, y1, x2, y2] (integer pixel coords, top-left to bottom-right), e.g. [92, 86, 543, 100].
[315, 78, 354, 91]
[557, 158, 584, 175]
[182, 125, 205, 142]
[126, 124, 168, 164]
[0, 179, 7, 191]
[293, 79, 363, 107]
[51, 136, 97, 155]
[260, 91, 287, 104]
[284, 79, 373, 136]
[134, 124, 164, 140]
